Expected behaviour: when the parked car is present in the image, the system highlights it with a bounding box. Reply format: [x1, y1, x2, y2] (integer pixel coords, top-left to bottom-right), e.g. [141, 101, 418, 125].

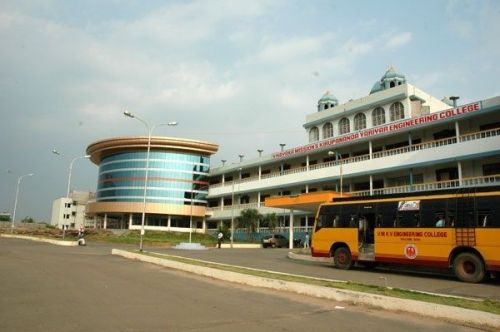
[261, 234, 288, 248]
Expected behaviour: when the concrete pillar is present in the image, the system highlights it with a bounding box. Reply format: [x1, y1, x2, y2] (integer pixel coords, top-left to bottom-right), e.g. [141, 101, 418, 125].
[458, 161, 463, 186]
[455, 121, 460, 139]
[202, 217, 207, 232]
[369, 175, 373, 196]
[103, 214, 108, 229]
[369, 140, 373, 159]
[257, 192, 261, 207]
[306, 155, 310, 171]
[167, 215, 171, 229]
[289, 210, 294, 249]
[258, 165, 262, 180]
[128, 214, 133, 229]
[220, 197, 224, 211]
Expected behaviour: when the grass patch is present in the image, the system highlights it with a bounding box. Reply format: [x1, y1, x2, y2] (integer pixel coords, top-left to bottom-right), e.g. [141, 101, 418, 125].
[86, 230, 218, 247]
[138, 250, 500, 315]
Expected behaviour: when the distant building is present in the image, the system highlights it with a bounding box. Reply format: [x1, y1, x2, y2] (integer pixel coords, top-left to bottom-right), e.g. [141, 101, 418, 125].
[51, 191, 95, 229]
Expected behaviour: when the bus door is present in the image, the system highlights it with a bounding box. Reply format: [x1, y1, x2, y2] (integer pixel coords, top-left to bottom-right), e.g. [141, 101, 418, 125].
[359, 204, 376, 255]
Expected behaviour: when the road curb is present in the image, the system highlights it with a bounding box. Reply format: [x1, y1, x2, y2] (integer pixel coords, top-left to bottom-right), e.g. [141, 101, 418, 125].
[1, 234, 78, 246]
[288, 251, 331, 263]
[112, 248, 499, 330]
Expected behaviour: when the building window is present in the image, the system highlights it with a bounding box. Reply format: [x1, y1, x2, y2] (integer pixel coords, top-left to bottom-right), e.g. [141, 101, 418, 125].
[309, 126, 319, 142]
[322, 122, 333, 138]
[390, 102, 404, 122]
[354, 113, 366, 131]
[339, 118, 350, 135]
[483, 163, 500, 176]
[372, 107, 385, 126]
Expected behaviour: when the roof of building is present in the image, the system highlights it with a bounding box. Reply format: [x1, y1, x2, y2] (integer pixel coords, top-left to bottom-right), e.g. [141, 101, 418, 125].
[86, 136, 219, 164]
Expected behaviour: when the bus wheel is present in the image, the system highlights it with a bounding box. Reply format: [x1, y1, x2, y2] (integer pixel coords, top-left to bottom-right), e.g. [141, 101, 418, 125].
[333, 247, 352, 270]
[453, 252, 485, 283]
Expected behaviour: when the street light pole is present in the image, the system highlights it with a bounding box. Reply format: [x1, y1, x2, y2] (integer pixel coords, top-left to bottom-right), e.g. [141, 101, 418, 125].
[124, 110, 177, 251]
[11, 173, 34, 233]
[230, 167, 242, 249]
[66, 155, 91, 198]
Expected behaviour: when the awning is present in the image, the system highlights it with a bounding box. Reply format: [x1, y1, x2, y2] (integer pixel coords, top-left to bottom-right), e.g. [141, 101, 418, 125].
[264, 191, 346, 213]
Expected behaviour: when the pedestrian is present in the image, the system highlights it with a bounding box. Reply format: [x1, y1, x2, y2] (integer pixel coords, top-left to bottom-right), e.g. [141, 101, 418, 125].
[304, 232, 309, 248]
[78, 225, 84, 238]
[217, 231, 223, 249]
[77, 226, 86, 246]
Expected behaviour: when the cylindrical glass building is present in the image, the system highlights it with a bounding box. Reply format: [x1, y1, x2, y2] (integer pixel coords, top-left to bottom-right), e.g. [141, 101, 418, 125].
[86, 136, 218, 232]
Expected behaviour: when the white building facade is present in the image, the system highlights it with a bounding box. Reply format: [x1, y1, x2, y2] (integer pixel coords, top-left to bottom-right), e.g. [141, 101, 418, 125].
[51, 191, 95, 229]
[206, 68, 500, 233]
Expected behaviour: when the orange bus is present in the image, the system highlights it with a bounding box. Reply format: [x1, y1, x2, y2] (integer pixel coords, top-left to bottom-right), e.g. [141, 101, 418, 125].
[311, 187, 500, 282]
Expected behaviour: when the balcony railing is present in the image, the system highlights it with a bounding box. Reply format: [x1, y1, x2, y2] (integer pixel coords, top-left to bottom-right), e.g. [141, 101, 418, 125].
[208, 174, 500, 213]
[210, 127, 500, 190]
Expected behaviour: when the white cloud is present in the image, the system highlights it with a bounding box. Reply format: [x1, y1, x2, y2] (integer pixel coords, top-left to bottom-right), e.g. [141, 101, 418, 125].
[385, 32, 412, 49]
[257, 34, 334, 63]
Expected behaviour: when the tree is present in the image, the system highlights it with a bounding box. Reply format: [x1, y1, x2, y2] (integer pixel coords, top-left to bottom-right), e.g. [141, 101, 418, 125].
[21, 217, 34, 223]
[0, 214, 10, 222]
[262, 213, 278, 232]
[236, 209, 262, 241]
[216, 224, 230, 242]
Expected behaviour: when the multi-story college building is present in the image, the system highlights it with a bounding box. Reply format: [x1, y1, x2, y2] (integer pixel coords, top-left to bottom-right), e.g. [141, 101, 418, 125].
[206, 67, 500, 237]
[55, 67, 499, 238]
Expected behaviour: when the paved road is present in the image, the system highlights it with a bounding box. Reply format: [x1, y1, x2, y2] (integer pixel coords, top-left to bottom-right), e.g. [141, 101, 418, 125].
[150, 246, 500, 300]
[0, 238, 488, 332]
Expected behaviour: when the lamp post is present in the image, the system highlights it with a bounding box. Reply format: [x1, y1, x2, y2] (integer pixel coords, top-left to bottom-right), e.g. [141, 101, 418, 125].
[328, 151, 343, 197]
[124, 110, 177, 251]
[279, 144, 286, 174]
[52, 150, 91, 197]
[11, 173, 34, 233]
[230, 167, 242, 248]
[66, 155, 91, 198]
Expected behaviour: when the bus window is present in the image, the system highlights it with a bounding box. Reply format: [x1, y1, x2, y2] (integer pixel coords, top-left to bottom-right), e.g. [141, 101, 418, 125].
[376, 202, 398, 227]
[396, 211, 419, 227]
[446, 213, 455, 227]
[478, 210, 491, 227]
[434, 212, 445, 227]
[455, 196, 475, 227]
[476, 197, 499, 227]
[316, 205, 341, 231]
[339, 204, 359, 228]
[420, 199, 447, 227]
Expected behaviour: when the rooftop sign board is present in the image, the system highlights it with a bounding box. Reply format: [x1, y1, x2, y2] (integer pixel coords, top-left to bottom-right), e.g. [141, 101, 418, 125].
[272, 102, 481, 159]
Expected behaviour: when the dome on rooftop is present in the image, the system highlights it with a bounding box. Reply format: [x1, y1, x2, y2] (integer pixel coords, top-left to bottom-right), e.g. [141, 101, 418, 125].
[318, 90, 338, 104]
[369, 66, 407, 95]
[317, 90, 339, 111]
[381, 66, 406, 81]
[370, 81, 383, 94]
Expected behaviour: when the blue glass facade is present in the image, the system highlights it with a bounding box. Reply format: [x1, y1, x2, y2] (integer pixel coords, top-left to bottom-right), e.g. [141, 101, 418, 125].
[97, 151, 210, 206]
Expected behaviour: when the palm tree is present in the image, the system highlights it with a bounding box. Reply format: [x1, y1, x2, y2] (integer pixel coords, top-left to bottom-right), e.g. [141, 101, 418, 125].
[262, 213, 278, 232]
[237, 209, 262, 241]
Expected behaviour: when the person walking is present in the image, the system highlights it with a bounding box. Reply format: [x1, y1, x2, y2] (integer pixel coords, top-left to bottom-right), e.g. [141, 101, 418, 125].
[217, 231, 223, 249]
[304, 232, 309, 248]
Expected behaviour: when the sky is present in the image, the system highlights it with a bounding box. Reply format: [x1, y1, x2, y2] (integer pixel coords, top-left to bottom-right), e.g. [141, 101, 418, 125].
[1, 0, 499, 222]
